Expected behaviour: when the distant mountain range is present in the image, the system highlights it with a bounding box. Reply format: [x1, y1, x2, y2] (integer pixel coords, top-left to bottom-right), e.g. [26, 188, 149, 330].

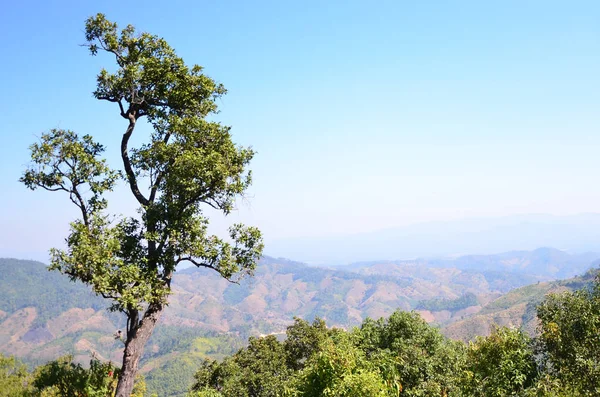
[1, 248, 598, 394]
[2, 247, 597, 354]
[343, 247, 600, 279]
[266, 213, 600, 264]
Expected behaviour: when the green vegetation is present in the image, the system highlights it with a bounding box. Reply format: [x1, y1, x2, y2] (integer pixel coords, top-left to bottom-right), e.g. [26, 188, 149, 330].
[462, 327, 537, 396]
[0, 354, 31, 397]
[0, 354, 145, 397]
[191, 313, 465, 396]
[190, 274, 600, 396]
[21, 13, 263, 396]
[537, 274, 600, 395]
[0, 258, 107, 328]
[445, 269, 600, 341]
[3, 272, 600, 395]
[3, 252, 587, 363]
[143, 328, 243, 397]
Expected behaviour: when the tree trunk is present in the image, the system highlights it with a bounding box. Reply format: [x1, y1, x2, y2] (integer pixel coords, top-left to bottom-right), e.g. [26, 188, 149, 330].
[115, 303, 163, 397]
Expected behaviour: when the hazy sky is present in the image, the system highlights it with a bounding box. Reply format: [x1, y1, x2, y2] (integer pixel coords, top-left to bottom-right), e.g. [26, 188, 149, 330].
[1, 1, 599, 260]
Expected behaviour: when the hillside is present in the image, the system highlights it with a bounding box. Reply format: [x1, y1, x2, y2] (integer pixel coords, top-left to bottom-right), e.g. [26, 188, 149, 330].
[442, 268, 598, 341]
[1, 251, 598, 394]
[3, 249, 596, 349]
[165, 250, 581, 334]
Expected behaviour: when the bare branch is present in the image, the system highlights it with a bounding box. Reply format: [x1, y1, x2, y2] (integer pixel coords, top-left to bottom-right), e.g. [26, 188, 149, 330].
[39, 185, 68, 192]
[156, 232, 169, 256]
[224, 278, 240, 285]
[96, 38, 125, 65]
[177, 256, 213, 270]
[176, 257, 240, 285]
[118, 100, 127, 118]
[121, 120, 149, 206]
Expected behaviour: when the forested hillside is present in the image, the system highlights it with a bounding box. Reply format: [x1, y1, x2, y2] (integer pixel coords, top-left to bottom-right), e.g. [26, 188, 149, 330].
[443, 268, 598, 341]
[2, 251, 597, 359]
[4, 249, 593, 363]
[2, 252, 599, 395]
[5, 272, 600, 395]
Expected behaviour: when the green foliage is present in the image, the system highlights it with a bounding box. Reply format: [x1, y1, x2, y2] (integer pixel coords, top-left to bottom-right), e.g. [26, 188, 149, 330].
[32, 355, 117, 397]
[144, 326, 241, 361]
[0, 354, 32, 397]
[192, 335, 291, 397]
[461, 327, 538, 397]
[290, 331, 392, 397]
[481, 283, 554, 314]
[21, 12, 263, 396]
[521, 375, 585, 397]
[144, 330, 243, 397]
[190, 319, 337, 396]
[357, 311, 465, 396]
[22, 12, 263, 318]
[192, 311, 463, 397]
[145, 354, 206, 397]
[537, 275, 600, 395]
[29, 355, 147, 397]
[284, 318, 330, 371]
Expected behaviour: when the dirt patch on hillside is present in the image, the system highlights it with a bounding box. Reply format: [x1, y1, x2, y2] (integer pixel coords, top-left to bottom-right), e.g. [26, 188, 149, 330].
[46, 308, 96, 337]
[1, 307, 37, 343]
[416, 310, 435, 323]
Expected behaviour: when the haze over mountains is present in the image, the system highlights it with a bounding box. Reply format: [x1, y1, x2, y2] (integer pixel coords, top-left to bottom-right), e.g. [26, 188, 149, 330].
[267, 213, 600, 264]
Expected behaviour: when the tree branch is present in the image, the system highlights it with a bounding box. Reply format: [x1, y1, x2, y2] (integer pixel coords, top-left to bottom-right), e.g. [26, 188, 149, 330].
[62, 159, 90, 226]
[96, 37, 125, 66]
[39, 185, 68, 192]
[122, 119, 149, 206]
[96, 94, 121, 103]
[155, 232, 169, 259]
[69, 190, 89, 226]
[100, 291, 119, 300]
[177, 256, 213, 269]
[149, 133, 172, 203]
[176, 257, 240, 285]
[118, 100, 127, 119]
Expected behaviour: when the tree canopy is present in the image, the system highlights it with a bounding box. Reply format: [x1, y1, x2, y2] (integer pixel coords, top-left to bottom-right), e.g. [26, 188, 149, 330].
[21, 13, 263, 397]
[189, 275, 600, 397]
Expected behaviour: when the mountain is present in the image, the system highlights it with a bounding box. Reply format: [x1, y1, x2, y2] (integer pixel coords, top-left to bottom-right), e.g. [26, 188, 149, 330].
[344, 247, 599, 279]
[166, 251, 584, 335]
[1, 251, 598, 394]
[266, 213, 600, 264]
[442, 268, 598, 341]
[2, 249, 597, 355]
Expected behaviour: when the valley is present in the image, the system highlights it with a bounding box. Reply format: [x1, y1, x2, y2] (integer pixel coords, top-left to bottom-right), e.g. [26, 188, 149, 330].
[2, 248, 598, 395]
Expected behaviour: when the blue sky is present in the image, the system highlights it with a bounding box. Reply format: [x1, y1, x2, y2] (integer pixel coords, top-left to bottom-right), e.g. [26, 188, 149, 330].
[1, 1, 599, 260]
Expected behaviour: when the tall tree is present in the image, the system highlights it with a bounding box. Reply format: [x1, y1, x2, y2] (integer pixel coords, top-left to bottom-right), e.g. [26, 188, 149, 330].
[21, 14, 263, 397]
